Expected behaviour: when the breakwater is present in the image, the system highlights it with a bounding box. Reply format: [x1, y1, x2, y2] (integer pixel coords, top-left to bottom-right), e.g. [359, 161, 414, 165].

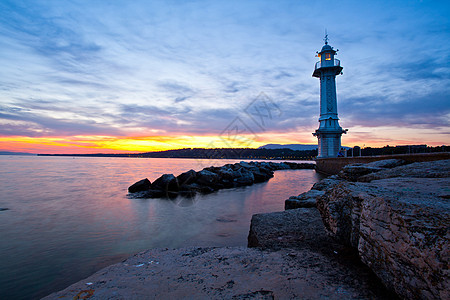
[128, 161, 315, 199]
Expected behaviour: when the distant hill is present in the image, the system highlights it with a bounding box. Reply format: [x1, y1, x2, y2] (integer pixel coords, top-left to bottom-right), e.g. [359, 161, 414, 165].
[258, 144, 318, 151]
[0, 151, 34, 155]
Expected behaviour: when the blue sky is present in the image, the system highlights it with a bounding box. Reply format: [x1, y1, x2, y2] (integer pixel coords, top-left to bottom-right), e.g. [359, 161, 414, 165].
[0, 0, 449, 153]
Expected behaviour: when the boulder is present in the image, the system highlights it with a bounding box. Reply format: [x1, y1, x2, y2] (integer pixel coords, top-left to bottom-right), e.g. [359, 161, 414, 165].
[285, 189, 325, 209]
[248, 208, 337, 252]
[151, 174, 179, 192]
[317, 175, 450, 300]
[176, 169, 197, 186]
[338, 164, 383, 182]
[128, 178, 151, 193]
[196, 169, 220, 187]
[311, 175, 343, 191]
[180, 183, 215, 195]
[233, 168, 255, 186]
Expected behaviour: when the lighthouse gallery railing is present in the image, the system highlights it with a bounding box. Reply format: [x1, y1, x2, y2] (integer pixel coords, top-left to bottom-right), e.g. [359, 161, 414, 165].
[315, 59, 340, 70]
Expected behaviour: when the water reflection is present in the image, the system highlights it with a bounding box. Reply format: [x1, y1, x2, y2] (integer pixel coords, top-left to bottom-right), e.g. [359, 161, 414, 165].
[0, 157, 322, 299]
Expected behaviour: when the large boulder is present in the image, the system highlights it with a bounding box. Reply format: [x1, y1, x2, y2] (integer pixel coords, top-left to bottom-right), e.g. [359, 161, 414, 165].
[128, 178, 151, 193]
[317, 166, 450, 299]
[233, 167, 255, 186]
[151, 174, 179, 192]
[176, 169, 197, 186]
[196, 169, 220, 188]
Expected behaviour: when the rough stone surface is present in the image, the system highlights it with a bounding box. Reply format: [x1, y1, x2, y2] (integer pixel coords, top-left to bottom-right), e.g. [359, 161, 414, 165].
[285, 189, 325, 209]
[316, 159, 450, 300]
[128, 178, 151, 193]
[311, 175, 343, 191]
[248, 208, 335, 251]
[338, 159, 408, 182]
[44, 240, 394, 299]
[358, 159, 450, 182]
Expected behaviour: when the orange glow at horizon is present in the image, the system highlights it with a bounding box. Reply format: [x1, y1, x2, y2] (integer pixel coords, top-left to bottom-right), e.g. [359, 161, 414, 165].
[0, 126, 447, 154]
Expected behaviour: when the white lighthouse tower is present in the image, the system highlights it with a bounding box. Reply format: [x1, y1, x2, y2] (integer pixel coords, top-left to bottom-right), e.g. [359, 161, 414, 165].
[312, 35, 347, 158]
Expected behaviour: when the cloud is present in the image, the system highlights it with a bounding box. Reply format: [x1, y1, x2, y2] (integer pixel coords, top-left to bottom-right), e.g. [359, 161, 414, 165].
[0, 0, 449, 151]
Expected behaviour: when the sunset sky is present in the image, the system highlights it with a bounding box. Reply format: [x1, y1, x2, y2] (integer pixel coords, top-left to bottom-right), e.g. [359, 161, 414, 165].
[0, 0, 449, 154]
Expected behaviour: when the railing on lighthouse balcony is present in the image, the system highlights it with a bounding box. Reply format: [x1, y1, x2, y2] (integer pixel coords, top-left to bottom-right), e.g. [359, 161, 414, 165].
[314, 58, 340, 70]
[313, 58, 342, 77]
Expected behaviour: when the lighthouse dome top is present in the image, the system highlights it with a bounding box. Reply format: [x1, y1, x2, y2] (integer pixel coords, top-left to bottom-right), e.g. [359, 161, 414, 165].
[321, 44, 333, 52]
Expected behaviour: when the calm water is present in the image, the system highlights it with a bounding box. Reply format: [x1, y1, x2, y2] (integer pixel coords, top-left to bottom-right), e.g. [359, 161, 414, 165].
[0, 156, 322, 299]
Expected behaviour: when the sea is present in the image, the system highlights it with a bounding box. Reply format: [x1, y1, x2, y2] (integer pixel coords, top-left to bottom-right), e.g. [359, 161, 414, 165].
[0, 156, 323, 299]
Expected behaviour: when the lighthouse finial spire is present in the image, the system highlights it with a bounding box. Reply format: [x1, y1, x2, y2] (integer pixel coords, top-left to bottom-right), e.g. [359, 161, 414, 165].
[324, 29, 329, 45]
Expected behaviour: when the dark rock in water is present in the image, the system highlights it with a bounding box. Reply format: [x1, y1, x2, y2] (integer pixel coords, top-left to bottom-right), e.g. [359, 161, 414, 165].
[151, 174, 179, 192]
[0, 208, 9, 211]
[196, 169, 220, 187]
[177, 169, 197, 186]
[180, 183, 215, 195]
[233, 168, 255, 186]
[128, 178, 151, 193]
[129, 189, 165, 199]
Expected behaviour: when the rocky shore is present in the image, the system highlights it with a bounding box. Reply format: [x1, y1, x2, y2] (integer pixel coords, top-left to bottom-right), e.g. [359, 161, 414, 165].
[44, 158, 449, 299]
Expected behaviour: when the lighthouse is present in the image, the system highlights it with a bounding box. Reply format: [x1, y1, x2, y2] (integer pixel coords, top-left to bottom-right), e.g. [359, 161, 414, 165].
[312, 35, 347, 158]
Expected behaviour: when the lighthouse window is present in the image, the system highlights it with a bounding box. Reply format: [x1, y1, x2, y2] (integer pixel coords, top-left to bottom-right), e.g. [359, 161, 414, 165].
[325, 53, 331, 60]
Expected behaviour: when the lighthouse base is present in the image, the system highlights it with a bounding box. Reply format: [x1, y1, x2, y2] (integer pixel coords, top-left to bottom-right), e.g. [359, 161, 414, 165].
[313, 130, 346, 158]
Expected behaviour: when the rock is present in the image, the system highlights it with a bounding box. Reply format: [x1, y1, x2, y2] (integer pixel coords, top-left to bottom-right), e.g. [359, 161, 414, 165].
[248, 208, 335, 252]
[285, 189, 325, 209]
[43, 246, 395, 300]
[128, 178, 151, 193]
[358, 159, 450, 182]
[338, 164, 384, 182]
[362, 158, 405, 169]
[311, 175, 343, 191]
[130, 189, 165, 199]
[195, 169, 220, 188]
[317, 176, 450, 299]
[0, 208, 9, 211]
[338, 159, 408, 182]
[179, 183, 215, 195]
[233, 168, 254, 186]
[176, 169, 197, 186]
[358, 178, 450, 300]
[249, 168, 273, 183]
[151, 174, 179, 192]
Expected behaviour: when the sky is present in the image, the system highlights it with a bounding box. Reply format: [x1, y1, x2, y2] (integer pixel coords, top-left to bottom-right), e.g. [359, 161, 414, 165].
[0, 0, 449, 154]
